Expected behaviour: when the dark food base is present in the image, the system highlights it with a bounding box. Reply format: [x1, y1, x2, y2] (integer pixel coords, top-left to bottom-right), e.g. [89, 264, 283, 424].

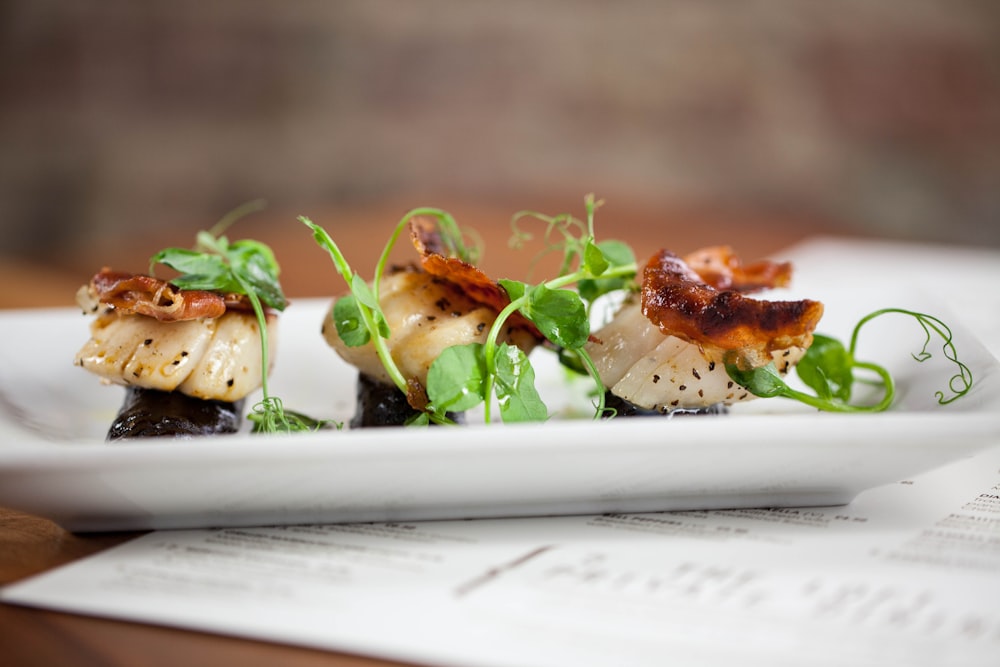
[107, 387, 245, 440]
[352, 373, 465, 428]
[603, 391, 729, 418]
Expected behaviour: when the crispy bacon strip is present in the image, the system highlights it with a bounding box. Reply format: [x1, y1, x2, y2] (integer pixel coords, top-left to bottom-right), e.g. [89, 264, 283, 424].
[683, 245, 793, 293]
[409, 216, 508, 312]
[641, 249, 824, 367]
[409, 216, 542, 338]
[82, 268, 251, 322]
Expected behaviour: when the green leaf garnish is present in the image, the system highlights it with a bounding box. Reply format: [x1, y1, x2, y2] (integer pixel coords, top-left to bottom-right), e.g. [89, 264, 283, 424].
[795, 333, 854, 403]
[151, 201, 333, 434]
[577, 239, 637, 306]
[584, 239, 609, 276]
[493, 342, 548, 422]
[519, 283, 590, 350]
[331, 294, 370, 347]
[425, 343, 488, 414]
[151, 206, 288, 312]
[726, 308, 973, 412]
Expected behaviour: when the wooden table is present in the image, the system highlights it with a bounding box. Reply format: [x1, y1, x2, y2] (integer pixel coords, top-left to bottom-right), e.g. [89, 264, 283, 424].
[0, 198, 837, 666]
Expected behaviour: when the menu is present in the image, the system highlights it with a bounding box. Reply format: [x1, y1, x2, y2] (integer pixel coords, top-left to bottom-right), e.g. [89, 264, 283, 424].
[3, 442, 999, 667]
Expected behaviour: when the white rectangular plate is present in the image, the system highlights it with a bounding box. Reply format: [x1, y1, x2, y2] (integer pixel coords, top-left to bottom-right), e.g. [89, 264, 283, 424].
[1, 239, 998, 531]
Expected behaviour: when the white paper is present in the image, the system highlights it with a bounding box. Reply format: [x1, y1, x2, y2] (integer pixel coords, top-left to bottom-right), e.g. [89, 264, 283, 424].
[4, 443, 999, 667]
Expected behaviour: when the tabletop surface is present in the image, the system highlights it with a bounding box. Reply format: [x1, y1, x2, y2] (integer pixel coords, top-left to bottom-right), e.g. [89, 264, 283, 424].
[0, 199, 846, 666]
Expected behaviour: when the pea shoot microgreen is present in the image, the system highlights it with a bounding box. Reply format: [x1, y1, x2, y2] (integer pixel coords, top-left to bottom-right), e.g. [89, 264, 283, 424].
[300, 208, 471, 425]
[302, 194, 638, 425]
[150, 200, 336, 434]
[726, 308, 973, 412]
[474, 197, 638, 422]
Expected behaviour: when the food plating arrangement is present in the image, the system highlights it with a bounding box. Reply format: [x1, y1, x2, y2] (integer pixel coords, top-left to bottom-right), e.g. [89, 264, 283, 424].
[71, 195, 974, 441]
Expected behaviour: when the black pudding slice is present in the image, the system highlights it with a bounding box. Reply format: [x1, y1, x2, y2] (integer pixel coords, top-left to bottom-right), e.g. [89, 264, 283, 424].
[352, 372, 465, 428]
[107, 387, 245, 440]
[603, 391, 729, 418]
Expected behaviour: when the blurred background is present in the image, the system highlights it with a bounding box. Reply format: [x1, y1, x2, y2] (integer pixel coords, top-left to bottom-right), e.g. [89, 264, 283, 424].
[1, 0, 998, 302]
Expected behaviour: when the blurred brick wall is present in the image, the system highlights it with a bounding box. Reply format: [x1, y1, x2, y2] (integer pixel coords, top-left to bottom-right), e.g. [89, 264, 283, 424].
[1, 0, 998, 265]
